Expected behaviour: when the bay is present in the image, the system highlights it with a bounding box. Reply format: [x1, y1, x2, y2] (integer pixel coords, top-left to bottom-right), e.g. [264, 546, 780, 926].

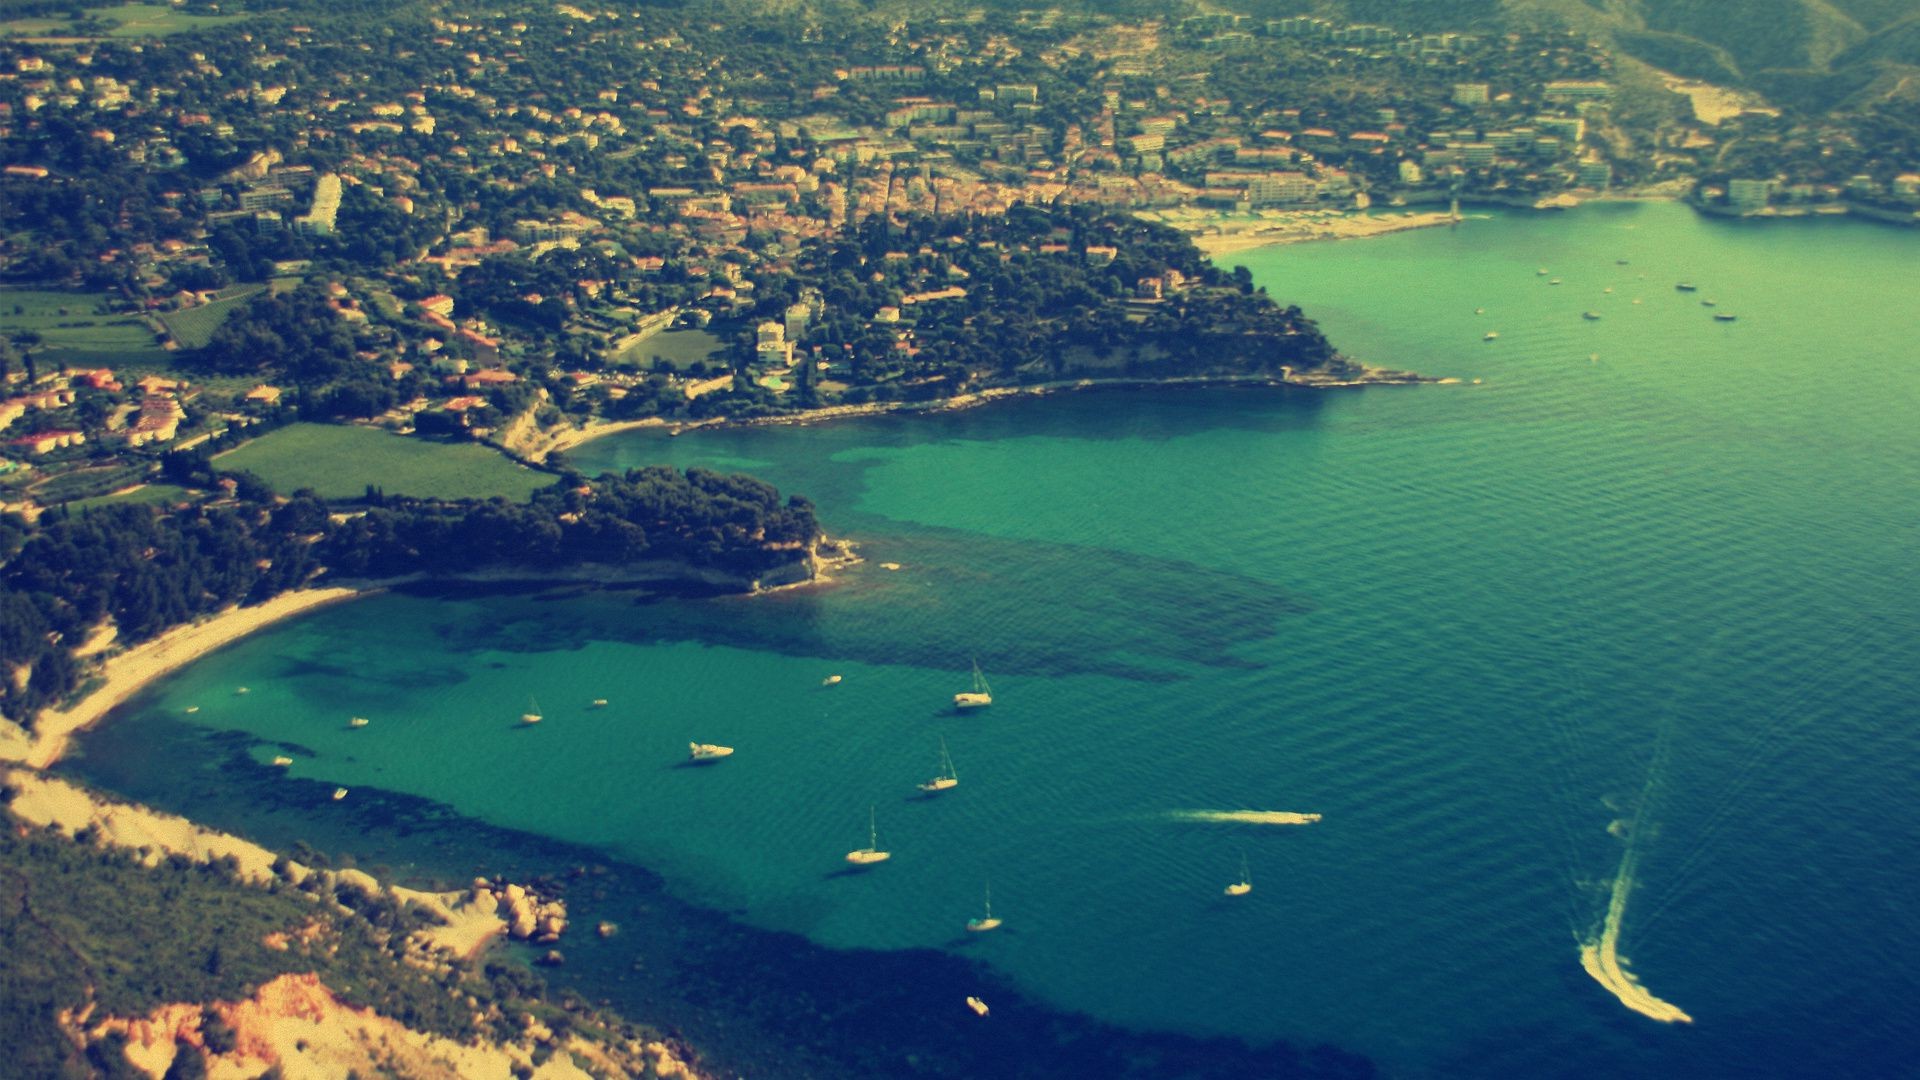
[69, 202, 1920, 1077]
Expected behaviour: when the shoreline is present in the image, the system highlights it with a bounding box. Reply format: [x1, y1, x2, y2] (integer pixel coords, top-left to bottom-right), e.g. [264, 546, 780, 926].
[545, 367, 1436, 458]
[0, 586, 368, 771]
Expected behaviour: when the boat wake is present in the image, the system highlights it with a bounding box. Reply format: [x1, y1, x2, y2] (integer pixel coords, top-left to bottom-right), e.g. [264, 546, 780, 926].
[1170, 810, 1322, 826]
[1580, 841, 1693, 1024]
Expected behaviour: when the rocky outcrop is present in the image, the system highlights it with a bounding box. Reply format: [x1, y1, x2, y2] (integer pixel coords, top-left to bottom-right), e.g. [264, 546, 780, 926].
[83, 972, 701, 1079]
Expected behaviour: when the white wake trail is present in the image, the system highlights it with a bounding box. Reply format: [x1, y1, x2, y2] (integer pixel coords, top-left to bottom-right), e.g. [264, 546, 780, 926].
[1580, 840, 1693, 1024]
[1170, 810, 1323, 826]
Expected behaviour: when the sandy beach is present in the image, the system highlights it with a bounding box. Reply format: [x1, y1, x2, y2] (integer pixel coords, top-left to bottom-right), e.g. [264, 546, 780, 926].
[0, 586, 366, 770]
[1137, 207, 1461, 257]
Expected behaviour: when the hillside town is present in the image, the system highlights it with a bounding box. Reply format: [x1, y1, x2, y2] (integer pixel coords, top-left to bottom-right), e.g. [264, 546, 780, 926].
[3, 1, 1917, 512]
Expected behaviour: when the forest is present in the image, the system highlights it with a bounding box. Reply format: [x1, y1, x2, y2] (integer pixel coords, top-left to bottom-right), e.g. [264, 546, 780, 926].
[0, 467, 821, 727]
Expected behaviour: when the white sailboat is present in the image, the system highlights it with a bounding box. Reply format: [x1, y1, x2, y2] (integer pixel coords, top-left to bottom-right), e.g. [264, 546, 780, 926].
[1225, 853, 1252, 897]
[966, 881, 1002, 932]
[953, 659, 992, 711]
[349, 716, 369, 728]
[966, 996, 990, 1016]
[822, 674, 843, 686]
[521, 696, 542, 725]
[845, 805, 890, 865]
[918, 736, 958, 794]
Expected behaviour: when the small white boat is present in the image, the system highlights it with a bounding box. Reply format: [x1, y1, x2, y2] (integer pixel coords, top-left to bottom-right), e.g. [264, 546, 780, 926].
[966, 880, 1002, 932]
[349, 716, 369, 728]
[919, 736, 958, 794]
[1225, 853, 1253, 897]
[1474, 307, 1486, 314]
[1536, 268, 1549, 276]
[271, 756, 293, 767]
[591, 698, 609, 708]
[688, 742, 734, 763]
[1483, 332, 1499, 341]
[521, 696, 542, 725]
[1603, 287, 1613, 294]
[1549, 278, 1563, 285]
[235, 687, 250, 696]
[880, 562, 902, 571]
[966, 996, 990, 1017]
[332, 787, 348, 801]
[822, 674, 843, 686]
[954, 659, 992, 711]
[185, 706, 200, 714]
[845, 806, 890, 865]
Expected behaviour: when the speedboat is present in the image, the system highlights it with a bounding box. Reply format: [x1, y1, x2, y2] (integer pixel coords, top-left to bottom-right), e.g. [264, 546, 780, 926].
[688, 742, 734, 763]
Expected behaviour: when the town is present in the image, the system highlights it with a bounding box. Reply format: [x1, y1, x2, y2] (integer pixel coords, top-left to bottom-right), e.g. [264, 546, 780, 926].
[3, 0, 1917, 513]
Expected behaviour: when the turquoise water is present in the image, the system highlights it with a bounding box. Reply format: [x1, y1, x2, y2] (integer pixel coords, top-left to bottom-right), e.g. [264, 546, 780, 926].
[70, 203, 1920, 1076]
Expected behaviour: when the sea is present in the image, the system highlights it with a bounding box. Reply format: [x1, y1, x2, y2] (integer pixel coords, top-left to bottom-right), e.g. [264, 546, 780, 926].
[65, 201, 1920, 1078]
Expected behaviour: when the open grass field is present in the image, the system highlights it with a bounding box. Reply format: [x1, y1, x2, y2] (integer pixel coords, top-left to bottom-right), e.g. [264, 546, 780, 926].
[158, 284, 266, 349]
[215, 424, 552, 502]
[0, 289, 167, 359]
[0, 3, 250, 39]
[67, 483, 195, 511]
[617, 328, 724, 370]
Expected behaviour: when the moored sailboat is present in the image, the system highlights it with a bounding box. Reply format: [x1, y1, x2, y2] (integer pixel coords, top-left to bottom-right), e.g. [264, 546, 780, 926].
[966, 880, 1002, 932]
[845, 806, 890, 865]
[1225, 854, 1252, 897]
[521, 697, 543, 725]
[954, 659, 992, 710]
[918, 737, 958, 794]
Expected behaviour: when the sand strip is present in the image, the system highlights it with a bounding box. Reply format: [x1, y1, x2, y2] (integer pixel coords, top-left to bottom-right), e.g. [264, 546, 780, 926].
[0, 586, 366, 769]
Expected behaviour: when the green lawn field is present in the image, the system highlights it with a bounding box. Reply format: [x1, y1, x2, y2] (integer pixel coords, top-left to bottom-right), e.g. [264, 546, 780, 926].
[214, 424, 552, 502]
[0, 288, 167, 359]
[158, 284, 266, 348]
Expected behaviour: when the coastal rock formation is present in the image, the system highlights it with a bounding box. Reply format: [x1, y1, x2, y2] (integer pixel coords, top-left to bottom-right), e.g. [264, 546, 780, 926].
[83, 972, 699, 1079]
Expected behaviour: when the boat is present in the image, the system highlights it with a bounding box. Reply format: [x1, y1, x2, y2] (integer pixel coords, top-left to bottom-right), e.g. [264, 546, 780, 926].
[1714, 312, 1738, 322]
[591, 698, 608, 708]
[184, 706, 199, 714]
[688, 742, 734, 763]
[349, 716, 369, 728]
[822, 674, 843, 686]
[919, 737, 958, 794]
[1549, 278, 1563, 285]
[1582, 311, 1602, 321]
[1483, 332, 1499, 341]
[1474, 307, 1486, 314]
[1603, 287, 1613, 294]
[953, 659, 992, 711]
[966, 881, 1002, 932]
[521, 697, 542, 725]
[271, 756, 293, 767]
[1700, 298, 1718, 307]
[845, 806, 890, 865]
[1675, 282, 1698, 291]
[1225, 854, 1253, 897]
[235, 687, 249, 695]
[332, 787, 348, 801]
[966, 996, 990, 1017]
[1536, 268, 1549, 276]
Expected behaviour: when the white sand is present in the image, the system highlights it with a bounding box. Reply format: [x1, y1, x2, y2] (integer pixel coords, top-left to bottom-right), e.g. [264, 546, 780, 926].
[0, 587, 364, 769]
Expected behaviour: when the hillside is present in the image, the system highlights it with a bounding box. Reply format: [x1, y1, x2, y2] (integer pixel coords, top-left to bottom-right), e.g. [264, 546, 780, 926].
[1203, 0, 1920, 113]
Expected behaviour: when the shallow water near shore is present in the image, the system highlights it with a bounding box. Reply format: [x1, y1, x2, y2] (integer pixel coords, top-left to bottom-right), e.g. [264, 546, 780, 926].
[68, 202, 1920, 1077]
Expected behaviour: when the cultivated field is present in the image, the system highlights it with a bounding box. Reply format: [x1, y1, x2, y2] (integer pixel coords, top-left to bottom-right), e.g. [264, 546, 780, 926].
[215, 424, 552, 502]
[0, 3, 249, 39]
[158, 284, 266, 349]
[0, 289, 166, 359]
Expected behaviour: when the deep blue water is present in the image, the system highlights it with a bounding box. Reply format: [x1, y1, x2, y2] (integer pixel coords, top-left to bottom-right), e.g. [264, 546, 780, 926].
[69, 203, 1920, 1077]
